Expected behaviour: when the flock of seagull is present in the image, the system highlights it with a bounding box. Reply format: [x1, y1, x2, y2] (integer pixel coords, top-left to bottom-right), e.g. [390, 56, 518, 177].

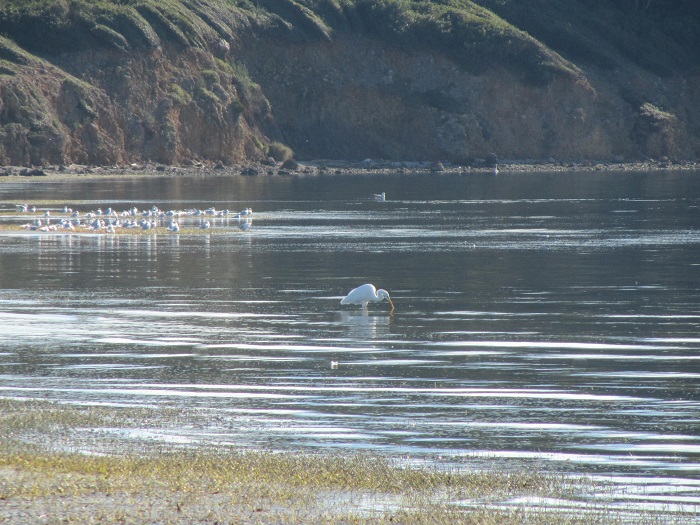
[13, 192, 387, 234]
[15, 203, 253, 233]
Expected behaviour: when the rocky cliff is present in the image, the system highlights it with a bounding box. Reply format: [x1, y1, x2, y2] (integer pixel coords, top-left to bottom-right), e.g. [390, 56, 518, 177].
[0, 0, 698, 167]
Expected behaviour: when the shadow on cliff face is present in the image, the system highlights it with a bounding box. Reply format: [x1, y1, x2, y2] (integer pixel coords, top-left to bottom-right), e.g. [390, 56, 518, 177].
[239, 34, 696, 163]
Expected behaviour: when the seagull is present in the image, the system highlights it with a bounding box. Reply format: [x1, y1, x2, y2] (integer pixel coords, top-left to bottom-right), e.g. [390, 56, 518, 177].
[340, 284, 394, 311]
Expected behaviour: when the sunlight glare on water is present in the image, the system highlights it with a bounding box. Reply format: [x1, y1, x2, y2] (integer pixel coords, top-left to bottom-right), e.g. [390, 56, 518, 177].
[1, 170, 699, 514]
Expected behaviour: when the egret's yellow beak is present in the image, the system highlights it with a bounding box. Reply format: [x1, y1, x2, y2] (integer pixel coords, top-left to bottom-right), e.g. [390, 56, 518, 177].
[388, 297, 395, 311]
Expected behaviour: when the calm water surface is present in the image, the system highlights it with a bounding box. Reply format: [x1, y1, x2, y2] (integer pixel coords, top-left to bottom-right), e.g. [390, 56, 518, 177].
[1, 170, 699, 513]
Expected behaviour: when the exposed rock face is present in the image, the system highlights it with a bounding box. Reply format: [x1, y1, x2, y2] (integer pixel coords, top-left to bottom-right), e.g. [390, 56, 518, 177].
[0, 40, 274, 166]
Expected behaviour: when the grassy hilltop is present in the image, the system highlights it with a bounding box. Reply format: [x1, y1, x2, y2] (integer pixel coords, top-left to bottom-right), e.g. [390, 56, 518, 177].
[0, 0, 698, 166]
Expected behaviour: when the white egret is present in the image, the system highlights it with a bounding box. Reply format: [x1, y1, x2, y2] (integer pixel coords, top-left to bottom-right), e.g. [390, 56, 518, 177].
[341, 284, 394, 311]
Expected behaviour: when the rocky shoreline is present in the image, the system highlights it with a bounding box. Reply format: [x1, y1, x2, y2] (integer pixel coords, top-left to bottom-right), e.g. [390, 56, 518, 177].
[1, 157, 699, 180]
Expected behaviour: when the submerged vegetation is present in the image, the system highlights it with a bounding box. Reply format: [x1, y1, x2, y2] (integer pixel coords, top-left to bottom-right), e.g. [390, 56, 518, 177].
[0, 399, 696, 524]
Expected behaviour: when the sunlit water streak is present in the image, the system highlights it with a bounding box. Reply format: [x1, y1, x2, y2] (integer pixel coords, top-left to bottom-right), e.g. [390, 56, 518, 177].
[1, 171, 699, 516]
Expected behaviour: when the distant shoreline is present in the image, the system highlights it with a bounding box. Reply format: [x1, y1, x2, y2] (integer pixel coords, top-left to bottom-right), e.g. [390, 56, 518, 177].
[1, 158, 699, 181]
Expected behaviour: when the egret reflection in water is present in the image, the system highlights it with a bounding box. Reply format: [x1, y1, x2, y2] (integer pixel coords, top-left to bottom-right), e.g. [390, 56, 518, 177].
[337, 310, 392, 341]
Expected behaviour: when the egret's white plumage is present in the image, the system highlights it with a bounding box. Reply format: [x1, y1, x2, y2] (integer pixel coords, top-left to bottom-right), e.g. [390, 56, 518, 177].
[341, 283, 394, 311]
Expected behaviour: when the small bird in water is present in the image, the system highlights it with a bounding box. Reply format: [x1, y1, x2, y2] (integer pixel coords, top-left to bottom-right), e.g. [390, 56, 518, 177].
[341, 283, 394, 311]
[374, 192, 386, 202]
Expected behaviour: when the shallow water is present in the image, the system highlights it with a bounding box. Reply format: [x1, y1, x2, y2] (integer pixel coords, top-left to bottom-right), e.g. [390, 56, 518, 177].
[1, 170, 699, 513]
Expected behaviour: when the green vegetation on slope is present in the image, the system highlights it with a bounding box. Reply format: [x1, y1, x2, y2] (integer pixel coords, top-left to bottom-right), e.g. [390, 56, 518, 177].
[476, 0, 700, 74]
[3, 0, 695, 79]
[1, 0, 695, 87]
[0, 0, 579, 82]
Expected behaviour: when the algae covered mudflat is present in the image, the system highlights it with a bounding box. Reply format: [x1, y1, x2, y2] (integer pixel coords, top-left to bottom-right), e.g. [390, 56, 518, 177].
[1, 399, 693, 525]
